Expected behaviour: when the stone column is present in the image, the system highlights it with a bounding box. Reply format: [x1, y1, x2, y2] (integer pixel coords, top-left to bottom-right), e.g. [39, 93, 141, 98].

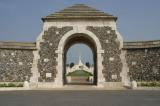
[30, 50, 40, 88]
[54, 50, 63, 87]
[97, 50, 105, 87]
[120, 50, 131, 87]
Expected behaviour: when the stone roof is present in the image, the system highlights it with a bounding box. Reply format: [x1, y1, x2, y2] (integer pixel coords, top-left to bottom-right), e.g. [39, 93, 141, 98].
[42, 4, 117, 21]
[123, 40, 160, 49]
[0, 41, 36, 50]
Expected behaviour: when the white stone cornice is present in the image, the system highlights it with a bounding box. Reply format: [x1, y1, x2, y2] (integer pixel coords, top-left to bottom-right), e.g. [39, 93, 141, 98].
[43, 20, 116, 30]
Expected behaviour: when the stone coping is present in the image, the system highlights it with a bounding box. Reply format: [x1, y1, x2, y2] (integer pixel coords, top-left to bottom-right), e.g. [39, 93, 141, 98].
[0, 87, 29, 91]
[42, 16, 117, 21]
[0, 82, 23, 84]
[0, 40, 160, 50]
[123, 40, 160, 49]
[133, 87, 160, 90]
[0, 41, 36, 50]
[0, 87, 159, 91]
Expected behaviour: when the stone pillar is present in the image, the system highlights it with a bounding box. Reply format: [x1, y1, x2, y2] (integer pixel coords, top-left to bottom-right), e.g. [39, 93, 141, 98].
[120, 50, 131, 87]
[30, 50, 40, 88]
[54, 51, 63, 87]
[97, 50, 105, 87]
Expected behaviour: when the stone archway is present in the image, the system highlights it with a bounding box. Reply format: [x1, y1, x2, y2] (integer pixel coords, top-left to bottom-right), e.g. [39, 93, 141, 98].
[29, 4, 130, 89]
[55, 28, 105, 87]
[63, 34, 97, 85]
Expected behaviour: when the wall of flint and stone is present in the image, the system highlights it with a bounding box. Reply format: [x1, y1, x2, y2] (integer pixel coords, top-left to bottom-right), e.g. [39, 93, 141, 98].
[87, 26, 122, 82]
[38, 27, 73, 82]
[0, 49, 34, 82]
[125, 48, 160, 81]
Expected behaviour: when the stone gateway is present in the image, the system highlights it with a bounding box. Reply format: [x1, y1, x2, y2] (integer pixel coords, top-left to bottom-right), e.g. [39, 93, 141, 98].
[0, 4, 160, 88]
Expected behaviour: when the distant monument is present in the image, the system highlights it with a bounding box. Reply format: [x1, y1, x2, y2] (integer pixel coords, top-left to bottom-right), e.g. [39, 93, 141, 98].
[66, 54, 94, 84]
[66, 54, 93, 75]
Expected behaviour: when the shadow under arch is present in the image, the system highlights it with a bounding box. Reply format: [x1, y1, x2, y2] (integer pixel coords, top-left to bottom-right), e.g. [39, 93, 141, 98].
[63, 33, 97, 85]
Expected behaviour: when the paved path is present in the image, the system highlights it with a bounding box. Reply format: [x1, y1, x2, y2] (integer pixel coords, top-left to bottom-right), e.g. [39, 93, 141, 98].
[0, 90, 160, 106]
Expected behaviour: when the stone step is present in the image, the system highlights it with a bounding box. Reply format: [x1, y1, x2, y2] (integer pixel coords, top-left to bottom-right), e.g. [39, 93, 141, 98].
[32, 85, 127, 90]
[29, 82, 128, 90]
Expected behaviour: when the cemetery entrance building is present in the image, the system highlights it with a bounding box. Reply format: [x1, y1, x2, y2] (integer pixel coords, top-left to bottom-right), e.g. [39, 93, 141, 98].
[0, 4, 160, 89]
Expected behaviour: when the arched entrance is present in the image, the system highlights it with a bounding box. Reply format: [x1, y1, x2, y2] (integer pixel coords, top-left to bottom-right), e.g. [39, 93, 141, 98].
[65, 43, 95, 85]
[55, 28, 105, 87]
[63, 34, 97, 85]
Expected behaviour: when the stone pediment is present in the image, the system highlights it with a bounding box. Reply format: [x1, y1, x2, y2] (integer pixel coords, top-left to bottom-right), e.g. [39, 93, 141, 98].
[42, 4, 117, 21]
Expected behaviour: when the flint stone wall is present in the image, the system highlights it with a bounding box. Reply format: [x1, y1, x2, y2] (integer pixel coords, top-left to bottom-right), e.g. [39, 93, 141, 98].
[125, 48, 160, 81]
[38, 26, 73, 82]
[87, 26, 122, 82]
[0, 49, 34, 82]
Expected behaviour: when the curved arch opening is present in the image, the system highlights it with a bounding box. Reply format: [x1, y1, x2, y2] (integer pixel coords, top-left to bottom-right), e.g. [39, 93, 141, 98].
[63, 33, 97, 85]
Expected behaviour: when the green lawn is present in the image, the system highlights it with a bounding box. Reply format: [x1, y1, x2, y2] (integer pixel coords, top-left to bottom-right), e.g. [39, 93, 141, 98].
[67, 70, 93, 77]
